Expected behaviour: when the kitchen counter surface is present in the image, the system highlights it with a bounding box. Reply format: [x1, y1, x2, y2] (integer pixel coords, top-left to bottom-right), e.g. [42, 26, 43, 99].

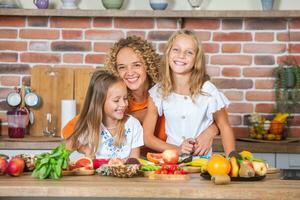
[0, 173, 299, 199]
[1, 136, 300, 153]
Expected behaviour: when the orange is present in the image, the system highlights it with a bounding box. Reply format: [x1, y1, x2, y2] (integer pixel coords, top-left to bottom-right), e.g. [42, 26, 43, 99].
[146, 153, 163, 164]
[269, 120, 284, 135]
[207, 154, 231, 176]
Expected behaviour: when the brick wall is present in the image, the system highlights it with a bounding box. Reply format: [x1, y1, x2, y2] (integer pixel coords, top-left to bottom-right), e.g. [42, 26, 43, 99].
[0, 16, 299, 137]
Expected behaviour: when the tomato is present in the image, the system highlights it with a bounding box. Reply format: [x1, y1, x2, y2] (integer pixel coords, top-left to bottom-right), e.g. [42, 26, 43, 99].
[161, 170, 168, 174]
[155, 169, 161, 174]
[168, 165, 178, 173]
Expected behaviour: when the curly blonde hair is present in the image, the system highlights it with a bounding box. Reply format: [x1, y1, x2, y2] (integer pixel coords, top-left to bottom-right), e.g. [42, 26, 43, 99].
[160, 29, 207, 100]
[105, 36, 160, 87]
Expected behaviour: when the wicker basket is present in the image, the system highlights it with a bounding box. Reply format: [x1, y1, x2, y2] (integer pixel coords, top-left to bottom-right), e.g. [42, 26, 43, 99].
[245, 114, 292, 140]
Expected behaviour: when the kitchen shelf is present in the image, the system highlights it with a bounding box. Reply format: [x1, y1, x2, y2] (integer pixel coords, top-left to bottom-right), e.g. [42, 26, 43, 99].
[1, 9, 300, 18]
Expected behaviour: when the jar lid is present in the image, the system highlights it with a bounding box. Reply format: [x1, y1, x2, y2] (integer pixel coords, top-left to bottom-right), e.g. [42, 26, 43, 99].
[6, 92, 21, 107]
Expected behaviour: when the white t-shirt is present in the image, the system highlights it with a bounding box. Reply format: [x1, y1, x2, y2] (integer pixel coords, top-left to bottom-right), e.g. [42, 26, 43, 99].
[95, 115, 144, 159]
[149, 81, 229, 154]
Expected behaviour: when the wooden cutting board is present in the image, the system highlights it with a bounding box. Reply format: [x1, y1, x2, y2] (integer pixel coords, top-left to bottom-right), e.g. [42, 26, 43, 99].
[74, 68, 96, 113]
[148, 174, 190, 180]
[30, 66, 74, 137]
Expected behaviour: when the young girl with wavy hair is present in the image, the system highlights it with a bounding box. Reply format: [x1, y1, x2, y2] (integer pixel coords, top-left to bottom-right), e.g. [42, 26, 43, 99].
[143, 30, 235, 156]
[66, 70, 143, 159]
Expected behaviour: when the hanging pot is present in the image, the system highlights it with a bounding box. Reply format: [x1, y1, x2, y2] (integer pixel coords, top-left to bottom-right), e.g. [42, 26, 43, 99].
[261, 0, 274, 11]
[102, 0, 124, 10]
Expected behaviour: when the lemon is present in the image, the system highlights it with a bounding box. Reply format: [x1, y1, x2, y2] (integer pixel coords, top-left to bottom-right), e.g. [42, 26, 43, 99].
[239, 150, 253, 160]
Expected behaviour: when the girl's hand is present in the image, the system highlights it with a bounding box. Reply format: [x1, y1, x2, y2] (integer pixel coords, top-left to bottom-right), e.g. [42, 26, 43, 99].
[193, 123, 218, 156]
[179, 138, 195, 155]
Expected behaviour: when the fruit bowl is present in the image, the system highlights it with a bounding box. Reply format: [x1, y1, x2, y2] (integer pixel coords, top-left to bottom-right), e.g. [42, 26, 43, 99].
[108, 164, 140, 178]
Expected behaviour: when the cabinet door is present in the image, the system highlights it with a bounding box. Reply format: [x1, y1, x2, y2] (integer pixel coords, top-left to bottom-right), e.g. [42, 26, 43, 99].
[276, 153, 300, 169]
[253, 153, 275, 167]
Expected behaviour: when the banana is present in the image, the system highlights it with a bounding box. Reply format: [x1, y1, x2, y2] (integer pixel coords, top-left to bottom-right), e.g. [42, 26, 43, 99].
[186, 158, 208, 169]
[138, 158, 154, 165]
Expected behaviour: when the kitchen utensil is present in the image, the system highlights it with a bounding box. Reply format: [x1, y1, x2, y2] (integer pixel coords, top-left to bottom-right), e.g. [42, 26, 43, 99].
[7, 110, 29, 138]
[149, 0, 168, 10]
[24, 92, 42, 108]
[33, 0, 49, 9]
[6, 92, 21, 107]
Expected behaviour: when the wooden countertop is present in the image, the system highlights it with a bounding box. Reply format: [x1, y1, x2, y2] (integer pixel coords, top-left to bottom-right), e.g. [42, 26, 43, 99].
[1, 136, 300, 153]
[1, 9, 300, 18]
[0, 173, 299, 199]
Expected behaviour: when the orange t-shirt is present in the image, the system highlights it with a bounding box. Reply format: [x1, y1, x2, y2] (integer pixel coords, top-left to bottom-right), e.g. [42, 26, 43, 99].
[61, 100, 166, 141]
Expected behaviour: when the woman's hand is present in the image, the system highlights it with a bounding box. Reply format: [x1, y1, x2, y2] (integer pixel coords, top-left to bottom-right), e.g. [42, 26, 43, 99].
[78, 144, 95, 159]
[193, 123, 219, 156]
[179, 138, 195, 155]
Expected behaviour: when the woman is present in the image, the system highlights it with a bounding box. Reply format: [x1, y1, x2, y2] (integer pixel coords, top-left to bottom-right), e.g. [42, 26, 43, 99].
[62, 36, 218, 155]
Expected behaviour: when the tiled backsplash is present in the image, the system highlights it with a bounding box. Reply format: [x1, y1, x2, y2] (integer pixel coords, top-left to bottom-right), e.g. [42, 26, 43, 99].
[0, 16, 299, 137]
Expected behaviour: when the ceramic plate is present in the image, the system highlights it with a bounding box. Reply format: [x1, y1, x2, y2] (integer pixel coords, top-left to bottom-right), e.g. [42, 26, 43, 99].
[200, 173, 266, 181]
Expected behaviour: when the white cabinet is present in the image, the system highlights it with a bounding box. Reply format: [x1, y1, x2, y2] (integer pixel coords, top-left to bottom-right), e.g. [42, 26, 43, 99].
[253, 153, 276, 167]
[276, 153, 300, 169]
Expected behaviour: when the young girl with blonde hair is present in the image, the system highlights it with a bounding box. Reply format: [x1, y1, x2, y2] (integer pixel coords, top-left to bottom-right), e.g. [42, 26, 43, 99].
[143, 30, 235, 156]
[66, 70, 143, 159]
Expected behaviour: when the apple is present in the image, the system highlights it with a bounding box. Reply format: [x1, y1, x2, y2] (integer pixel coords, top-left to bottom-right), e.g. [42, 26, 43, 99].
[242, 160, 253, 169]
[6, 157, 25, 177]
[162, 149, 179, 164]
[0, 157, 8, 175]
[252, 161, 267, 176]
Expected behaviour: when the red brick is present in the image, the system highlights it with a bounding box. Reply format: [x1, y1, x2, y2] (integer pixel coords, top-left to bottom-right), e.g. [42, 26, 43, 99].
[0, 112, 7, 123]
[51, 17, 91, 28]
[289, 128, 300, 137]
[277, 33, 289, 41]
[255, 80, 275, 89]
[212, 79, 253, 89]
[244, 44, 286, 54]
[0, 53, 17, 62]
[228, 115, 242, 126]
[245, 19, 286, 30]
[51, 42, 91, 52]
[29, 42, 49, 51]
[289, 19, 300, 29]
[277, 56, 300, 65]
[28, 17, 48, 27]
[126, 31, 146, 39]
[0, 41, 27, 51]
[222, 19, 242, 30]
[157, 18, 178, 29]
[211, 55, 252, 65]
[232, 127, 248, 138]
[0, 101, 11, 111]
[0, 64, 30, 74]
[255, 104, 275, 113]
[222, 67, 241, 77]
[243, 67, 274, 77]
[228, 103, 253, 113]
[255, 33, 274, 42]
[289, 32, 300, 41]
[85, 30, 124, 40]
[254, 56, 275, 65]
[206, 66, 220, 77]
[183, 19, 220, 29]
[290, 44, 300, 53]
[222, 44, 241, 53]
[94, 42, 113, 52]
[21, 53, 60, 63]
[213, 32, 252, 41]
[224, 91, 243, 101]
[63, 54, 83, 63]
[62, 30, 82, 40]
[195, 32, 211, 41]
[85, 54, 105, 64]
[1, 125, 8, 136]
[290, 116, 300, 126]
[0, 29, 17, 38]
[94, 17, 112, 28]
[0, 16, 25, 27]
[202, 43, 219, 53]
[148, 31, 173, 41]
[115, 18, 154, 29]
[20, 29, 59, 40]
[0, 87, 15, 99]
[246, 91, 275, 101]
[0, 76, 20, 86]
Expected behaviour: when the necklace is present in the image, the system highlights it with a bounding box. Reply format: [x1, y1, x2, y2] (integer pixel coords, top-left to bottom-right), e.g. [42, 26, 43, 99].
[106, 126, 117, 130]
